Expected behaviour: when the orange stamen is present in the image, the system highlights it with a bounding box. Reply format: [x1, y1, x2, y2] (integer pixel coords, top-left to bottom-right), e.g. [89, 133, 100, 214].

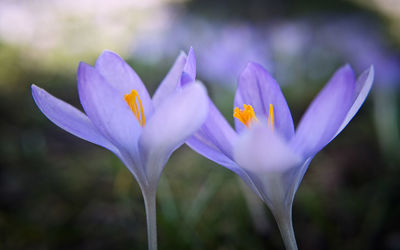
[124, 90, 145, 127]
[233, 103, 275, 130]
[268, 104, 275, 130]
[233, 104, 258, 128]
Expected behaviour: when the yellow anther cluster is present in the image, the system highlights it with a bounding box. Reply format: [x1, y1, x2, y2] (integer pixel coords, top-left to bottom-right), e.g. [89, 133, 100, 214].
[233, 103, 275, 130]
[124, 90, 146, 127]
[233, 104, 258, 128]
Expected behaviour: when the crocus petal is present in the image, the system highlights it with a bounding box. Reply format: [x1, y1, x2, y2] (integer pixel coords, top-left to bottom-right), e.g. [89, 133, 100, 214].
[234, 124, 302, 173]
[234, 124, 303, 209]
[95, 50, 153, 117]
[234, 62, 295, 140]
[334, 66, 374, 137]
[187, 100, 237, 161]
[152, 52, 187, 108]
[31, 84, 119, 155]
[77, 62, 142, 161]
[139, 82, 208, 185]
[186, 133, 237, 167]
[181, 47, 196, 86]
[292, 65, 356, 158]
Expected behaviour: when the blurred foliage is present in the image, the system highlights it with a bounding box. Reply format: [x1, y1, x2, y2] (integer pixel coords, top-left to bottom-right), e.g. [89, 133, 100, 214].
[0, 0, 400, 250]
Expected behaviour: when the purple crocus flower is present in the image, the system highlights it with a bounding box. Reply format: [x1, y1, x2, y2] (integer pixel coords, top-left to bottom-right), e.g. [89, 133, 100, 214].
[31, 48, 208, 250]
[186, 62, 374, 249]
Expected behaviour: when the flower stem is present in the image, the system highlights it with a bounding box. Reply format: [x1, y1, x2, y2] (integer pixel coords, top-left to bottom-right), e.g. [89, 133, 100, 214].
[143, 189, 157, 250]
[274, 208, 298, 250]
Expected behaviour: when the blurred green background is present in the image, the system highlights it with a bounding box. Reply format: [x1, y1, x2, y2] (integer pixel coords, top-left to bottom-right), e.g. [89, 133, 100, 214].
[1, 0, 399, 249]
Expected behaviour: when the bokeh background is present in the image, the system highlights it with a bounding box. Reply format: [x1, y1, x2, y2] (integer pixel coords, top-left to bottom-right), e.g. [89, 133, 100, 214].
[1, 0, 399, 249]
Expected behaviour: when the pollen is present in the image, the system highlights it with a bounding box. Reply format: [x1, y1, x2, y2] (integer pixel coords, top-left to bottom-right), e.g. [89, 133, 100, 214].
[124, 90, 145, 127]
[233, 104, 258, 128]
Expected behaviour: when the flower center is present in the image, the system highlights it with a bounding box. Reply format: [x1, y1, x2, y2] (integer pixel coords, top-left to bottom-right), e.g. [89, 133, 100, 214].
[124, 90, 145, 127]
[233, 104, 274, 130]
[233, 104, 258, 128]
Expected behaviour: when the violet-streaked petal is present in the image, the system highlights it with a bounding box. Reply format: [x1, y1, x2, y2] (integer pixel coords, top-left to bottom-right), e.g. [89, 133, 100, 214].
[186, 134, 237, 168]
[187, 100, 237, 160]
[152, 51, 187, 108]
[334, 66, 374, 137]
[31, 84, 119, 155]
[95, 50, 153, 117]
[291, 65, 356, 158]
[77, 62, 142, 160]
[139, 82, 208, 185]
[234, 62, 295, 140]
[234, 124, 302, 173]
[181, 47, 196, 86]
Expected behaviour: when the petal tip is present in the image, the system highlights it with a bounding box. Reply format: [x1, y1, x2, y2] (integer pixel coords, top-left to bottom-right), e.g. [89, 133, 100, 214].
[188, 46, 194, 54]
[369, 65, 375, 75]
[245, 61, 262, 71]
[183, 80, 208, 100]
[77, 62, 98, 93]
[178, 50, 187, 58]
[31, 84, 48, 101]
[243, 61, 271, 76]
[31, 84, 39, 92]
[95, 50, 123, 68]
[341, 63, 355, 75]
[193, 80, 208, 95]
[31, 84, 41, 100]
[182, 47, 197, 85]
[78, 61, 92, 73]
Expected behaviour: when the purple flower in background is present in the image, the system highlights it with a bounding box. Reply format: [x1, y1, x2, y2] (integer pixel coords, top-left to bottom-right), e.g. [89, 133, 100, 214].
[31, 48, 208, 250]
[186, 62, 374, 249]
[317, 17, 399, 89]
[132, 17, 272, 87]
[195, 23, 272, 86]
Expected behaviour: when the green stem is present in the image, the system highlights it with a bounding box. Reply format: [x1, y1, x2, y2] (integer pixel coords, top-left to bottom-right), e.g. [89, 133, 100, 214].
[274, 208, 298, 250]
[143, 189, 157, 250]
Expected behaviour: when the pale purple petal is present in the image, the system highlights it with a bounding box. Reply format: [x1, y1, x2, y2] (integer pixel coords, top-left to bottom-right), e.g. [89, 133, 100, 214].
[233, 124, 303, 210]
[186, 100, 267, 200]
[152, 51, 187, 108]
[139, 82, 208, 185]
[234, 124, 302, 173]
[181, 47, 196, 86]
[334, 66, 374, 137]
[77, 62, 142, 159]
[234, 62, 295, 140]
[186, 133, 237, 167]
[187, 100, 237, 160]
[291, 65, 356, 158]
[95, 51, 153, 117]
[31, 84, 119, 154]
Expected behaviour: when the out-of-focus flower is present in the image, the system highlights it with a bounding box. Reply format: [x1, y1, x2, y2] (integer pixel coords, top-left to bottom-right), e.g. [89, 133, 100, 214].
[186, 62, 374, 249]
[134, 15, 399, 90]
[31, 49, 208, 250]
[195, 23, 272, 86]
[264, 20, 314, 85]
[316, 17, 400, 89]
[133, 17, 272, 86]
